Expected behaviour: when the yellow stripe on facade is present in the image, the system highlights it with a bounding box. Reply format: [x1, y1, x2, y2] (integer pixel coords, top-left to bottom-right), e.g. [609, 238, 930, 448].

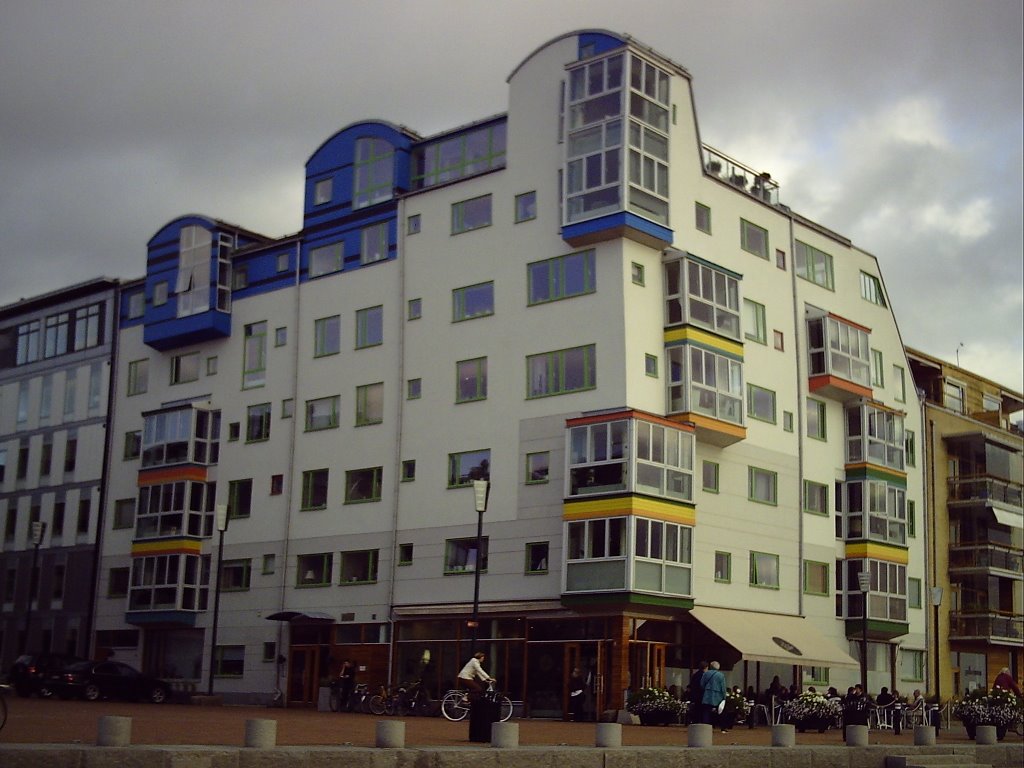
[663, 327, 743, 358]
[844, 541, 909, 564]
[843, 463, 908, 483]
[564, 495, 696, 526]
[131, 538, 203, 557]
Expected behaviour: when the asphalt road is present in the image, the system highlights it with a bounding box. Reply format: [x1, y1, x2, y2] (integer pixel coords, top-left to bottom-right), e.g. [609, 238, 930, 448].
[2, 696, 1006, 749]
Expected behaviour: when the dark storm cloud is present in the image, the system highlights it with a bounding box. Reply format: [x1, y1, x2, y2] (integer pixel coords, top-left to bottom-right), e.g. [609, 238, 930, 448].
[0, 0, 1020, 389]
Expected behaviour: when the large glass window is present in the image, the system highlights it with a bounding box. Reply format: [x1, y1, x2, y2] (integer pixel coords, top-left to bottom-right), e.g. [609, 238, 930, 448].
[626, 55, 671, 224]
[128, 359, 149, 396]
[297, 553, 332, 586]
[340, 549, 379, 582]
[445, 537, 488, 574]
[245, 403, 271, 442]
[795, 241, 835, 290]
[633, 420, 693, 500]
[456, 357, 487, 403]
[746, 384, 776, 423]
[309, 242, 343, 277]
[345, 467, 382, 503]
[176, 226, 212, 317]
[663, 256, 740, 339]
[360, 222, 388, 264]
[743, 299, 766, 344]
[314, 316, 340, 357]
[453, 282, 494, 321]
[16, 320, 41, 364]
[740, 219, 768, 259]
[141, 407, 220, 469]
[748, 467, 777, 505]
[451, 195, 492, 234]
[301, 469, 329, 510]
[128, 553, 209, 612]
[448, 449, 490, 488]
[352, 137, 394, 209]
[860, 271, 887, 306]
[355, 306, 383, 348]
[44, 312, 70, 357]
[846, 403, 905, 470]
[135, 480, 215, 539]
[527, 344, 596, 398]
[355, 382, 383, 425]
[305, 395, 339, 431]
[170, 352, 199, 385]
[807, 315, 870, 387]
[242, 322, 267, 389]
[633, 517, 692, 595]
[749, 551, 779, 588]
[528, 250, 595, 305]
[667, 345, 743, 424]
[411, 121, 506, 190]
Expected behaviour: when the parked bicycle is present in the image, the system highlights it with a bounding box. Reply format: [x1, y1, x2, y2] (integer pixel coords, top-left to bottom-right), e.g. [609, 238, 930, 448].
[370, 679, 432, 716]
[343, 682, 372, 713]
[440, 680, 513, 722]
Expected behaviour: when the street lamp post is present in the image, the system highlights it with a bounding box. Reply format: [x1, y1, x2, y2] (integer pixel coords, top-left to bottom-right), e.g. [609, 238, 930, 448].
[207, 504, 229, 696]
[930, 587, 943, 702]
[469, 479, 490, 652]
[857, 569, 871, 693]
[20, 521, 47, 654]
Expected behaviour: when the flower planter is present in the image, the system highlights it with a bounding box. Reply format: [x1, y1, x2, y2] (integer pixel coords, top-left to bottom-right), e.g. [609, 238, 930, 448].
[794, 716, 831, 733]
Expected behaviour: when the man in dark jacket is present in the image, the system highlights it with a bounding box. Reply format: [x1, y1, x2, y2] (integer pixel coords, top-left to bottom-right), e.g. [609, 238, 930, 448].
[688, 661, 707, 724]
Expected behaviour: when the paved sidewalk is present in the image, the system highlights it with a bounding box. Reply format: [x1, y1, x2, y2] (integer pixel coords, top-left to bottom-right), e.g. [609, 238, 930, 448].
[4, 696, 1011, 748]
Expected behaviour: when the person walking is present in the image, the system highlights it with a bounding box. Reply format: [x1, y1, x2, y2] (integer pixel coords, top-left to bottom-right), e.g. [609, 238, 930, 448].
[688, 661, 707, 724]
[337, 659, 356, 709]
[701, 660, 727, 730]
[457, 652, 494, 698]
[567, 667, 586, 721]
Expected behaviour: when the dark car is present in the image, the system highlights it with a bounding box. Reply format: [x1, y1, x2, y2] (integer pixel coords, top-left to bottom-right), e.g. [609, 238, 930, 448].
[8, 653, 82, 698]
[52, 660, 171, 703]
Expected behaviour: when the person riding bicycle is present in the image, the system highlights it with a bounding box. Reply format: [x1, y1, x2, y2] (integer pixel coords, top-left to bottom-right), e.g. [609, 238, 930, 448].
[457, 652, 494, 699]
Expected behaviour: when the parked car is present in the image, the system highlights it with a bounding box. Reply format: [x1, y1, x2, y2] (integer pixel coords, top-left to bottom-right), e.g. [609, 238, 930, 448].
[52, 660, 171, 703]
[7, 653, 82, 698]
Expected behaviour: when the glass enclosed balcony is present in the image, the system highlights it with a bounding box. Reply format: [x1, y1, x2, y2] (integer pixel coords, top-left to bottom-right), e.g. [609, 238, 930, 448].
[702, 145, 779, 205]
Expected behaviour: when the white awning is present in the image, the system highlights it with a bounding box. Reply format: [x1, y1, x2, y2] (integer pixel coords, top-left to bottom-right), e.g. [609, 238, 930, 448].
[689, 605, 860, 669]
[991, 504, 1023, 530]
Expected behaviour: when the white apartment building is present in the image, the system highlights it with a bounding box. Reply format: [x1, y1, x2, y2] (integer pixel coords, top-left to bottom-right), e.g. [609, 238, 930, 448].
[95, 30, 926, 714]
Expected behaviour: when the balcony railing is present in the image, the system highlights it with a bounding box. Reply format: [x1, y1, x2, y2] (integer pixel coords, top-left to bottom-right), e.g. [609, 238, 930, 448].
[949, 611, 1023, 643]
[949, 543, 1023, 576]
[947, 475, 1023, 507]
[702, 146, 779, 205]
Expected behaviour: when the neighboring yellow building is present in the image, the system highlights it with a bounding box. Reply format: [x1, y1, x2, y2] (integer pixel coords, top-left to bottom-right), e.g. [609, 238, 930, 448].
[907, 348, 1023, 701]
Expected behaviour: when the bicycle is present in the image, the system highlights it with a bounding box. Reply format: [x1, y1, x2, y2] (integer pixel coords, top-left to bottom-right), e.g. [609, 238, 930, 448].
[340, 682, 371, 713]
[440, 681, 512, 722]
[369, 684, 399, 715]
[397, 679, 432, 716]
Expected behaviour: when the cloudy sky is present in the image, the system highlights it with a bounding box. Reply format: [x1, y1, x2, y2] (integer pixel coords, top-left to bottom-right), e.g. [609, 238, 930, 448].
[1, 0, 1021, 392]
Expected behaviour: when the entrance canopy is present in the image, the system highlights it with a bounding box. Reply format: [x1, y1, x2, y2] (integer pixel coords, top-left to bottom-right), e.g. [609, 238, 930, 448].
[265, 610, 335, 622]
[689, 606, 859, 669]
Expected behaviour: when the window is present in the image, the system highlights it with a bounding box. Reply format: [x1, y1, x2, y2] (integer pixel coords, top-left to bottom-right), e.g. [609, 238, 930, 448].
[407, 298, 422, 320]
[908, 500, 916, 538]
[632, 262, 645, 286]
[242, 322, 267, 388]
[274, 327, 287, 347]
[212, 646, 244, 678]
[908, 577, 922, 609]
[746, 384, 776, 423]
[355, 382, 383, 425]
[807, 315, 870, 387]
[314, 316, 340, 357]
[900, 650, 925, 683]
[360, 222, 388, 264]
[113, 499, 135, 530]
[297, 553, 332, 586]
[0, 449, 5, 483]
[128, 291, 145, 319]
[232, 266, 248, 290]
[804, 480, 828, 515]
[124, 430, 141, 460]
[52, 501, 64, 536]
[527, 344, 596, 398]
[309, 242, 343, 277]
[743, 299, 766, 344]
[281, 398, 293, 419]
[406, 379, 421, 399]
[345, 467, 382, 503]
[807, 398, 827, 440]
[262, 554, 276, 574]
[355, 305, 383, 348]
[525, 452, 549, 483]
[695, 202, 711, 234]
[246, 403, 271, 442]
[276, 253, 290, 273]
[175, 226, 213, 317]
[860, 272, 887, 306]
[905, 430, 916, 467]
[445, 537, 488, 573]
[353, 137, 394, 209]
[783, 411, 794, 432]
[206, 356, 218, 376]
[340, 549, 379, 583]
[776, 249, 786, 270]
[77, 498, 90, 535]
[453, 282, 494, 321]
[270, 474, 283, 495]
[625, 55, 672, 224]
[750, 551, 779, 588]
[153, 281, 168, 307]
[228, 422, 240, 441]
[14, 319, 41, 364]
[667, 345, 743, 423]
[88, 361, 101, 411]
[702, 461, 719, 493]
[44, 312, 70, 357]
[227, 479, 253, 519]
[664, 257, 740, 339]
[221, 559, 252, 591]
[262, 642, 277, 663]
[407, 214, 421, 235]
[795, 241, 835, 290]
[63, 369, 77, 416]
[526, 542, 549, 573]
[448, 449, 490, 488]
[748, 466, 777, 505]
[305, 396, 339, 431]
[644, 353, 658, 377]
[740, 219, 768, 259]
[715, 551, 731, 582]
[412, 122, 506, 190]
[301, 469, 329, 510]
[528, 250, 595, 304]
[803, 561, 829, 595]
[108, 567, 130, 598]
[451, 194, 492, 234]
[515, 191, 537, 222]
[398, 543, 414, 565]
[64, 437, 77, 473]
[871, 349, 885, 387]
[401, 460, 416, 482]
[773, 330, 784, 351]
[40, 374, 53, 421]
[456, 358, 487, 403]
[845, 402, 905, 471]
[39, 439, 52, 477]
[314, 178, 332, 205]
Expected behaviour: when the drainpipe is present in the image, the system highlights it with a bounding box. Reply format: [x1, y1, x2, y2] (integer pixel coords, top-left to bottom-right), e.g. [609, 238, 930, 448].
[785, 210, 806, 620]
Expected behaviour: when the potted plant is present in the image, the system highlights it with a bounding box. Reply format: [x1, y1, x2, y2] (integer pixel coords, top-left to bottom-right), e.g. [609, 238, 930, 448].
[953, 686, 1022, 740]
[720, 688, 750, 730]
[782, 691, 842, 733]
[626, 687, 684, 726]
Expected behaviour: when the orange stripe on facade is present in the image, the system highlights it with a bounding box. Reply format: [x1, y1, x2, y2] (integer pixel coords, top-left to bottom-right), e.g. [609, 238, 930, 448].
[131, 539, 203, 557]
[566, 409, 695, 432]
[808, 375, 872, 399]
[137, 465, 209, 487]
[674, 412, 746, 440]
[844, 542, 909, 565]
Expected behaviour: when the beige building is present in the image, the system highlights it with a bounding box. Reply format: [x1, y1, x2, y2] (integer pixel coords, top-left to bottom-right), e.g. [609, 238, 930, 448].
[907, 348, 1023, 700]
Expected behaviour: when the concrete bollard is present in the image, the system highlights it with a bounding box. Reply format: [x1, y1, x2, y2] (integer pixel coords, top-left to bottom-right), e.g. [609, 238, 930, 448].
[595, 722, 622, 748]
[771, 724, 795, 746]
[687, 723, 713, 747]
[974, 725, 997, 745]
[244, 719, 277, 749]
[375, 720, 406, 748]
[845, 724, 869, 746]
[491, 721, 519, 748]
[913, 724, 936, 745]
[97, 715, 132, 747]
